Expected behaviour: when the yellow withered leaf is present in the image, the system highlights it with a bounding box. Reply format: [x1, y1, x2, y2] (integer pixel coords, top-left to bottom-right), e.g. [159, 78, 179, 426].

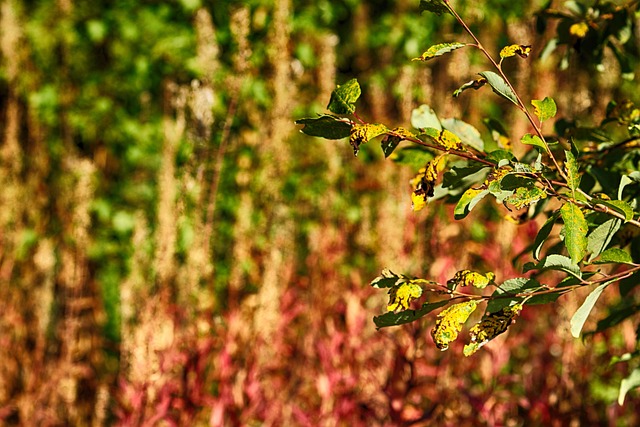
[463, 304, 523, 356]
[447, 270, 495, 289]
[387, 281, 423, 312]
[431, 300, 481, 351]
[570, 22, 589, 38]
[410, 155, 446, 211]
[500, 44, 532, 59]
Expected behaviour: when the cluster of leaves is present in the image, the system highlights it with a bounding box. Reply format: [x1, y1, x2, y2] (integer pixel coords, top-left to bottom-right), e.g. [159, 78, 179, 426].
[297, 0, 640, 404]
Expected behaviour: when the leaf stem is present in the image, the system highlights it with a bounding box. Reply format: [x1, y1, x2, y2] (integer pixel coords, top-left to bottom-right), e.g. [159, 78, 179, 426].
[446, 1, 567, 181]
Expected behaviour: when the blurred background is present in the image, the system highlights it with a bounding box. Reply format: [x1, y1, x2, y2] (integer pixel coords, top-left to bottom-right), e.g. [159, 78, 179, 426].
[0, 0, 639, 425]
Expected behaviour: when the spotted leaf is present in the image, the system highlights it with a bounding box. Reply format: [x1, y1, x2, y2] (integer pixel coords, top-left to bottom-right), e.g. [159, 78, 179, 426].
[447, 270, 495, 290]
[387, 281, 424, 312]
[349, 123, 388, 156]
[500, 44, 532, 59]
[463, 304, 523, 356]
[431, 300, 481, 351]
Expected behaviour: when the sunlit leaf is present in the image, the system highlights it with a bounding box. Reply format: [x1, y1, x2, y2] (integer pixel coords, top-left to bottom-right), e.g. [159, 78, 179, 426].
[327, 78, 361, 114]
[570, 22, 589, 38]
[410, 154, 446, 211]
[447, 270, 495, 290]
[453, 77, 487, 98]
[619, 367, 640, 405]
[412, 42, 466, 61]
[524, 254, 581, 278]
[349, 123, 388, 156]
[295, 115, 352, 139]
[373, 300, 448, 329]
[520, 133, 547, 152]
[561, 202, 588, 264]
[419, 0, 451, 16]
[441, 118, 484, 152]
[454, 188, 489, 219]
[431, 300, 481, 351]
[594, 199, 635, 222]
[464, 304, 523, 356]
[570, 283, 609, 338]
[411, 104, 442, 130]
[500, 44, 532, 59]
[564, 150, 581, 197]
[437, 129, 462, 150]
[505, 186, 547, 209]
[587, 218, 621, 262]
[594, 248, 634, 265]
[531, 97, 557, 122]
[387, 281, 423, 312]
[478, 71, 518, 105]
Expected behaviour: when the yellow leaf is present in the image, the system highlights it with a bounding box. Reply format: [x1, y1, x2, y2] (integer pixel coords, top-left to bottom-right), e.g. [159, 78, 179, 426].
[570, 22, 589, 38]
[410, 155, 446, 211]
[463, 304, 523, 356]
[437, 129, 462, 150]
[447, 270, 495, 289]
[431, 300, 481, 351]
[349, 123, 388, 156]
[500, 44, 532, 59]
[387, 281, 423, 312]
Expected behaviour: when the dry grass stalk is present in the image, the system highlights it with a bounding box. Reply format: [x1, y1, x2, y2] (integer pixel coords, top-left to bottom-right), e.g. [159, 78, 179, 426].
[202, 6, 251, 269]
[155, 82, 186, 290]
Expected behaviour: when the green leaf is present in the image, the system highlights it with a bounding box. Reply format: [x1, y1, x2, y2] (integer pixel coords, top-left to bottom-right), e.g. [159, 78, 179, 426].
[441, 118, 485, 152]
[390, 146, 434, 168]
[478, 71, 518, 105]
[570, 283, 609, 338]
[486, 149, 516, 164]
[454, 188, 489, 219]
[594, 199, 635, 222]
[505, 186, 547, 210]
[619, 367, 640, 405]
[524, 254, 581, 278]
[533, 212, 559, 260]
[521, 133, 548, 152]
[412, 42, 466, 61]
[565, 151, 581, 197]
[587, 219, 622, 262]
[371, 268, 403, 289]
[349, 123, 388, 156]
[453, 77, 487, 98]
[484, 119, 511, 149]
[381, 127, 415, 158]
[531, 97, 557, 121]
[618, 173, 640, 200]
[419, 0, 451, 15]
[526, 291, 562, 305]
[594, 248, 634, 265]
[327, 78, 361, 114]
[373, 300, 448, 329]
[561, 203, 588, 264]
[442, 165, 489, 189]
[295, 115, 352, 139]
[411, 104, 442, 130]
[486, 278, 538, 313]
